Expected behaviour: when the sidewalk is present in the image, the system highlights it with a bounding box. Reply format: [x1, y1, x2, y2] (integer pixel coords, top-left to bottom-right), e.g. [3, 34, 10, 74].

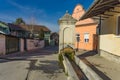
[76, 50, 120, 80]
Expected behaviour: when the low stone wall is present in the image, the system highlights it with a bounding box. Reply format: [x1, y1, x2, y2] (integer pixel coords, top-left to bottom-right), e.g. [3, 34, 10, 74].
[100, 49, 120, 64]
[0, 33, 45, 55]
[63, 56, 79, 80]
[20, 38, 24, 52]
[39, 40, 45, 48]
[19, 39, 45, 51]
[26, 39, 44, 51]
[61, 53, 103, 80]
[0, 34, 6, 55]
[74, 56, 103, 80]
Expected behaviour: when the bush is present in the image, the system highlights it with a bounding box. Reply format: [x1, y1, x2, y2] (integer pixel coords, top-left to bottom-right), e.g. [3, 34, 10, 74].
[58, 53, 65, 72]
[62, 47, 75, 61]
[58, 53, 64, 66]
[58, 46, 75, 71]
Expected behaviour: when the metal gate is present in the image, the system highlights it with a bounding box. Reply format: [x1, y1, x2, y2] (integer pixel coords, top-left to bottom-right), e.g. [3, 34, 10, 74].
[24, 38, 27, 51]
[6, 35, 19, 54]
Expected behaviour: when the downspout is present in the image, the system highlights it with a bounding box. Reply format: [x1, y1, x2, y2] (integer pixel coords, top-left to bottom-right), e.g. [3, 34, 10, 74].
[97, 16, 102, 55]
[99, 16, 102, 35]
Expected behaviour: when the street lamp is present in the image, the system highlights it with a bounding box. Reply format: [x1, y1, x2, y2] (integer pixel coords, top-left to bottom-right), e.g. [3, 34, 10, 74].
[76, 34, 80, 51]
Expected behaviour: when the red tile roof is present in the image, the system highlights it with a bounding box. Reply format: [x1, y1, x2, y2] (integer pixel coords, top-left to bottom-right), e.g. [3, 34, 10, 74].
[8, 23, 25, 31]
[19, 24, 51, 32]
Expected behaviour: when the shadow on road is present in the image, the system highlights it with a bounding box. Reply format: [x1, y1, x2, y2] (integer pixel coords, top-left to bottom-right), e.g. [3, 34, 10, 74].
[26, 60, 63, 79]
[0, 46, 58, 63]
[77, 50, 97, 58]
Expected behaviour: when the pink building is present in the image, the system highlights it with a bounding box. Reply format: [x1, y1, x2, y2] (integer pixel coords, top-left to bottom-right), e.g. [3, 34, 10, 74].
[72, 4, 98, 50]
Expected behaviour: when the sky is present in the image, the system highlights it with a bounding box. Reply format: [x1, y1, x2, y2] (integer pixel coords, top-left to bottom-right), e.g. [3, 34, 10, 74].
[0, 0, 94, 32]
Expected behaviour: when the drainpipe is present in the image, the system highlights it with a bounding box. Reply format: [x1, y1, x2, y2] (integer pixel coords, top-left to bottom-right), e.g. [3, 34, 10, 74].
[97, 16, 102, 56]
[99, 16, 102, 35]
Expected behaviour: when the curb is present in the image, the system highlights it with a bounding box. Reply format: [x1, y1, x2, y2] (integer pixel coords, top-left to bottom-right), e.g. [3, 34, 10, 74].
[0, 57, 27, 60]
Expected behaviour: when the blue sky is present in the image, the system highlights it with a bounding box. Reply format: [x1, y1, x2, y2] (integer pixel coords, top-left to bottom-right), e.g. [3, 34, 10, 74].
[0, 0, 94, 32]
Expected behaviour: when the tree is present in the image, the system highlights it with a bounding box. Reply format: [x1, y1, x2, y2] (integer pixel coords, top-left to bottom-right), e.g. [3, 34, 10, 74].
[14, 18, 25, 25]
[38, 29, 44, 40]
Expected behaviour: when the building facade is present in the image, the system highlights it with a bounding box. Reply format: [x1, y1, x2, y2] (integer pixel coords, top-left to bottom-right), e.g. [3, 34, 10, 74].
[99, 4, 120, 63]
[72, 4, 98, 50]
[58, 11, 77, 52]
[50, 32, 59, 46]
[8, 23, 27, 38]
[80, 0, 120, 64]
[0, 21, 10, 34]
[20, 24, 51, 46]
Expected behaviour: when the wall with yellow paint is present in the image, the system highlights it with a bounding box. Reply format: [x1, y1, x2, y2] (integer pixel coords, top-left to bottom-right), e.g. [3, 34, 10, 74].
[100, 5, 120, 56]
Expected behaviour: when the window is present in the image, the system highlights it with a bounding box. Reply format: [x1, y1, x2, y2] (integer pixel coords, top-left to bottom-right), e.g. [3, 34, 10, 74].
[84, 33, 89, 43]
[117, 16, 120, 35]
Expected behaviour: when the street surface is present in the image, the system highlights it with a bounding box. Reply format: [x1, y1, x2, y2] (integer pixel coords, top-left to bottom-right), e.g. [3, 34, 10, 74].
[0, 46, 67, 80]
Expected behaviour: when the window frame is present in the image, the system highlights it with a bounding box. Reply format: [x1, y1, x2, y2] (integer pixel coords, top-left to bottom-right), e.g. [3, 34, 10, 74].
[84, 32, 89, 43]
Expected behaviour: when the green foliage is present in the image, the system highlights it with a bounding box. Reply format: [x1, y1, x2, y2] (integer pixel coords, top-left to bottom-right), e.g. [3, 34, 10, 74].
[58, 53, 64, 66]
[62, 47, 75, 61]
[58, 53, 65, 72]
[38, 29, 44, 40]
[14, 18, 25, 25]
[58, 46, 75, 72]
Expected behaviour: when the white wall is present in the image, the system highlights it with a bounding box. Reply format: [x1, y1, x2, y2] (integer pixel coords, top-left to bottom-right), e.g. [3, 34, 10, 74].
[100, 13, 120, 56]
[59, 24, 75, 51]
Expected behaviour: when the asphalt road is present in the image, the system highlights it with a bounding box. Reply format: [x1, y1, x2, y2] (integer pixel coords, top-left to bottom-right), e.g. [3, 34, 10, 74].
[0, 46, 67, 80]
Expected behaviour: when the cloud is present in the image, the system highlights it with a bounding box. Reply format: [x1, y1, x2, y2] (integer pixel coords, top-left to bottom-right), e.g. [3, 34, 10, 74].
[5, 0, 59, 32]
[7, 0, 45, 14]
[0, 13, 59, 32]
[0, 13, 16, 22]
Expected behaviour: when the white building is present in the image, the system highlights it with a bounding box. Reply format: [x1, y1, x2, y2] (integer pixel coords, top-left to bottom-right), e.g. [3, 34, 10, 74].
[58, 11, 77, 52]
